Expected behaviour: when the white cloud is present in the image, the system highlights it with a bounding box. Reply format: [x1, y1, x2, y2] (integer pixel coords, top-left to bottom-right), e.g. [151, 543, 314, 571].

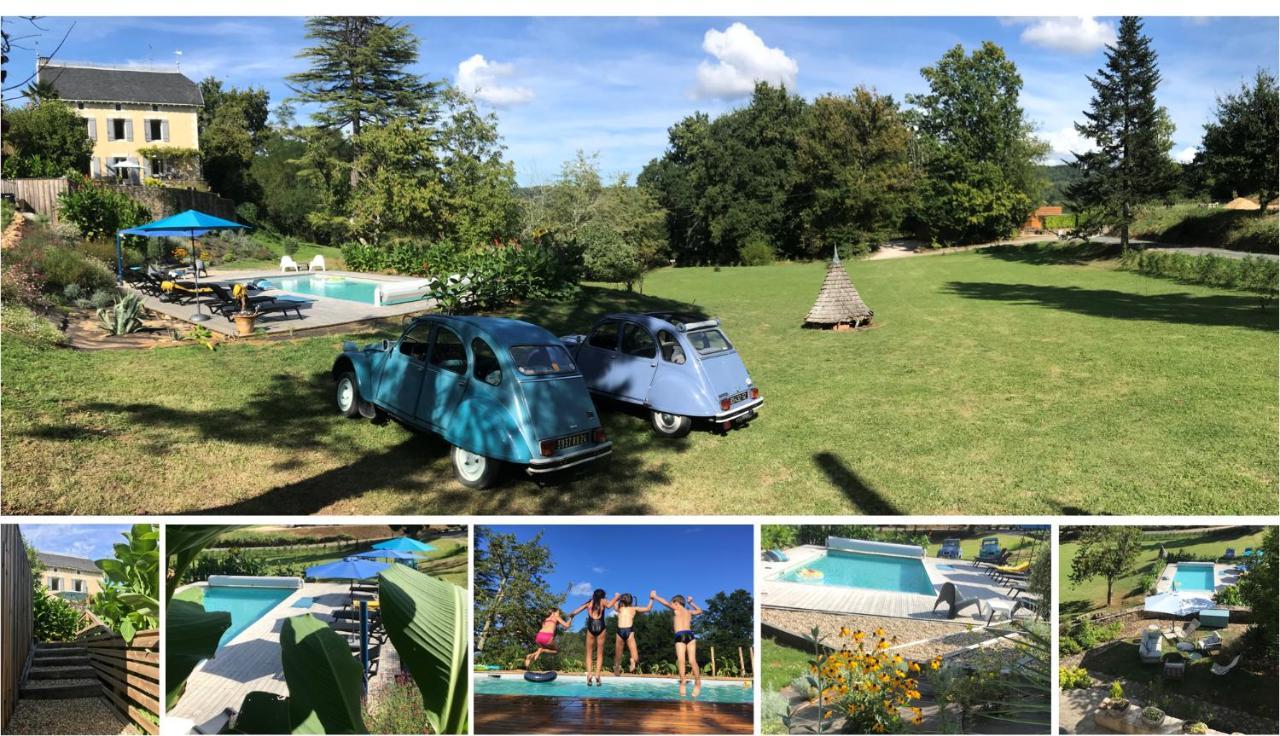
[1016, 17, 1116, 54]
[1174, 145, 1199, 164]
[1040, 125, 1095, 163]
[569, 582, 594, 596]
[694, 22, 798, 99]
[456, 54, 535, 107]
[591, 565, 606, 574]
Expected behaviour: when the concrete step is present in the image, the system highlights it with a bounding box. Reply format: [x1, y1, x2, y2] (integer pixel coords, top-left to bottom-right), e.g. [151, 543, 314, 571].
[29, 654, 91, 668]
[19, 679, 101, 699]
[35, 641, 86, 650]
[27, 665, 97, 680]
[33, 645, 88, 657]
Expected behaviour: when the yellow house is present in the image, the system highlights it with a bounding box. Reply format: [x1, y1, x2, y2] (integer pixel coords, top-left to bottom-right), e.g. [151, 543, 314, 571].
[36, 550, 106, 602]
[37, 58, 202, 183]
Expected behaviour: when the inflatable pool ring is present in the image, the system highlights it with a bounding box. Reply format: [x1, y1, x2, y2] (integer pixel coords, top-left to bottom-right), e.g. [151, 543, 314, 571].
[524, 670, 557, 683]
[797, 567, 824, 580]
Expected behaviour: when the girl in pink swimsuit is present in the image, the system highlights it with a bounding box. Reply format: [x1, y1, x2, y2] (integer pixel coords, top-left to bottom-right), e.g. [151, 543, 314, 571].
[525, 608, 573, 669]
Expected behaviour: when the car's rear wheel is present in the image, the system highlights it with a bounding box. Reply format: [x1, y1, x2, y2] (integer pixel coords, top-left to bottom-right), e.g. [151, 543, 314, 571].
[650, 410, 692, 438]
[452, 446, 501, 488]
[336, 372, 361, 418]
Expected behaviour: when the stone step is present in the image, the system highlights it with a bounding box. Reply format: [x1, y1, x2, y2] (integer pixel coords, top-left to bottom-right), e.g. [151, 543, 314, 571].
[35, 641, 86, 650]
[29, 654, 90, 668]
[28, 665, 97, 680]
[33, 645, 88, 657]
[19, 679, 101, 699]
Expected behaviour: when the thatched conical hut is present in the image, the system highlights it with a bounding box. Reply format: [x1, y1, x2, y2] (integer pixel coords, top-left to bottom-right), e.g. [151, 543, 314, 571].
[804, 248, 873, 330]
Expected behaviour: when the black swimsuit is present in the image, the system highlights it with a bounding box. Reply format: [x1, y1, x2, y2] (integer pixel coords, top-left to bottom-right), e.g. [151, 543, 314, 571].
[674, 629, 695, 644]
[617, 626, 633, 640]
[587, 616, 605, 635]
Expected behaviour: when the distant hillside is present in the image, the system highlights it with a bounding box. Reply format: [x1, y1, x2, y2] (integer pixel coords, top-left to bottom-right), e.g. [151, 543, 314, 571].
[1036, 164, 1080, 205]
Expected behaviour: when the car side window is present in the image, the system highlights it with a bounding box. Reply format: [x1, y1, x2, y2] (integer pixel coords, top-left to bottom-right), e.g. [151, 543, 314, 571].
[430, 327, 467, 375]
[398, 322, 433, 361]
[472, 338, 501, 386]
[587, 320, 619, 351]
[658, 330, 686, 364]
[621, 323, 657, 358]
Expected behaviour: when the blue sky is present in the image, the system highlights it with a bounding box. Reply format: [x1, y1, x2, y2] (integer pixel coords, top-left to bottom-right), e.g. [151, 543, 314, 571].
[481, 525, 752, 625]
[19, 523, 131, 560]
[4, 16, 1276, 183]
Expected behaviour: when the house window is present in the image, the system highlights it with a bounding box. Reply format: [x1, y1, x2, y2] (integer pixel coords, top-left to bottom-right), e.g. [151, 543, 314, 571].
[73, 579, 85, 593]
[110, 157, 129, 180]
[114, 103, 122, 111]
[150, 157, 168, 177]
[48, 576, 63, 591]
[148, 119, 162, 141]
[112, 119, 126, 140]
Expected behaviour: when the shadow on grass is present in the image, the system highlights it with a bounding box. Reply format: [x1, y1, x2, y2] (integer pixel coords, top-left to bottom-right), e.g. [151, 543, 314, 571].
[944, 281, 1275, 331]
[1058, 600, 1096, 619]
[980, 240, 1122, 265]
[812, 452, 901, 515]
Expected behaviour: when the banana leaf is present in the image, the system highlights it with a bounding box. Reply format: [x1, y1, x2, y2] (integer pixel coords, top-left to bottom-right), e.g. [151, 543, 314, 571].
[283, 614, 366, 733]
[230, 693, 292, 734]
[166, 587, 231, 710]
[379, 565, 469, 734]
[166, 525, 239, 601]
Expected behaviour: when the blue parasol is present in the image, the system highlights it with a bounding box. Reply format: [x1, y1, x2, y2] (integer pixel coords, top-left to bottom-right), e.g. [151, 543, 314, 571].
[116, 209, 248, 322]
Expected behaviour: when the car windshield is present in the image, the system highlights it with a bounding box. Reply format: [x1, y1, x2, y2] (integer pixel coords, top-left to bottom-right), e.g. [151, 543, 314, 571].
[686, 328, 732, 355]
[510, 345, 578, 376]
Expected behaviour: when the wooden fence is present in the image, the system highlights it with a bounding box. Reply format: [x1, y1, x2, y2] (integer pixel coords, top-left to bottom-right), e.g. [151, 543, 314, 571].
[1, 525, 34, 730]
[76, 618, 159, 735]
[0, 178, 75, 225]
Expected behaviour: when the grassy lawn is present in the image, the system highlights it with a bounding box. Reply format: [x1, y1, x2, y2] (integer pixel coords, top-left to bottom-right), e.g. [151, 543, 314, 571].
[202, 532, 468, 588]
[1081, 631, 1278, 723]
[1059, 527, 1268, 616]
[2, 244, 1275, 514]
[226, 232, 346, 271]
[761, 636, 810, 693]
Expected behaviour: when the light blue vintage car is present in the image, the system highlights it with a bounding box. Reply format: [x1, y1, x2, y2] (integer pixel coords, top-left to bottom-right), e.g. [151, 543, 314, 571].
[333, 315, 611, 488]
[562, 312, 763, 438]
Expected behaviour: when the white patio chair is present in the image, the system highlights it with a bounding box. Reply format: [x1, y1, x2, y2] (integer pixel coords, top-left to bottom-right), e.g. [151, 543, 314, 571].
[281, 255, 301, 272]
[1210, 654, 1241, 676]
[310, 254, 327, 271]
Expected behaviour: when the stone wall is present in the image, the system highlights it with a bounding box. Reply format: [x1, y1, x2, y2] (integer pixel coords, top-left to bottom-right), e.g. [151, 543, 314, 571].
[106, 184, 237, 221]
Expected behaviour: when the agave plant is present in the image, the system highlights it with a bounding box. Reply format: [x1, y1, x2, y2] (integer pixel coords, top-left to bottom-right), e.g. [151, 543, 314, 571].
[98, 292, 145, 335]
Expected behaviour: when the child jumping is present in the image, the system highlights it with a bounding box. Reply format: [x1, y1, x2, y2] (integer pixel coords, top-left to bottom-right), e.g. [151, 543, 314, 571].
[612, 592, 653, 676]
[652, 591, 703, 696]
[525, 607, 574, 669]
[570, 589, 617, 686]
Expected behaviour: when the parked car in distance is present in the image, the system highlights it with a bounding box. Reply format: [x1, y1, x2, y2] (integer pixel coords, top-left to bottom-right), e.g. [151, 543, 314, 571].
[333, 315, 611, 488]
[562, 312, 762, 437]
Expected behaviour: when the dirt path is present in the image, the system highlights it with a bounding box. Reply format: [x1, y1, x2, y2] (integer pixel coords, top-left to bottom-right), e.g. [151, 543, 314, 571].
[867, 235, 1046, 260]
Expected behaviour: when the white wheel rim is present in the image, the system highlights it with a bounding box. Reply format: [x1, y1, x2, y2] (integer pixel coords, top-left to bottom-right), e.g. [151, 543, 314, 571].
[455, 448, 487, 482]
[337, 378, 355, 412]
[656, 413, 679, 431]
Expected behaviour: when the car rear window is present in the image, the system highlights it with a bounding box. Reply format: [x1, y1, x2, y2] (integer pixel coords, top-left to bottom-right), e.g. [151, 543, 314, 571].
[510, 345, 578, 376]
[687, 328, 732, 355]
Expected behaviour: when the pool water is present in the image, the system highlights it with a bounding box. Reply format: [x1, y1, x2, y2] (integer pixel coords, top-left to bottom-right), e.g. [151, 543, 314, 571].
[780, 550, 936, 595]
[474, 674, 753, 703]
[1173, 563, 1215, 592]
[202, 585, 295, 649]
[264, 275, 383, 304]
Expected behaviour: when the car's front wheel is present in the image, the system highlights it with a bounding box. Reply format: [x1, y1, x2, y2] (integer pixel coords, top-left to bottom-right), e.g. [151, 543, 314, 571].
[335, 372, 361, 419]
[650, 410, 692, 438]
[452, 446, 501, 488]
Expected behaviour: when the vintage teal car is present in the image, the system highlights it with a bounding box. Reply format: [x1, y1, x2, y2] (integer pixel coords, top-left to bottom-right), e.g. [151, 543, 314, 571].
[332, 315, 611, 488]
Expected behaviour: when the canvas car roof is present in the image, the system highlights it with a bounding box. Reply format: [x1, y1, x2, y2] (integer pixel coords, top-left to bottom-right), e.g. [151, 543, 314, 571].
[419, 315, 559, 346]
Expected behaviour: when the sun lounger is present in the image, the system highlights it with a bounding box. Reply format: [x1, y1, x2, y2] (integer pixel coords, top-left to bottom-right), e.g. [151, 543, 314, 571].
[1211, 654, 1241, 676]
[932, 582, 982, 620]
[1222, 548, 1236, 561]
[218, 299, 303, 323]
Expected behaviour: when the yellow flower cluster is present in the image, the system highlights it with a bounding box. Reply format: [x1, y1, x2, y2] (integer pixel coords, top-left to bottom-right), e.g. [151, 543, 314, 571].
[808, 628, 941, 731]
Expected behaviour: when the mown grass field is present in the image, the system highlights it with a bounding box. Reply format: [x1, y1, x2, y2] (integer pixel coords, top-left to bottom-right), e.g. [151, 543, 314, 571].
[1058, 527, 1268, 616]
[2, 244, 1275, 515]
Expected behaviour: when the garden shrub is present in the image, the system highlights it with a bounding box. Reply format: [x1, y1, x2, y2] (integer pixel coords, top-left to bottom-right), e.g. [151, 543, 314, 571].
[761, 689, 789, 735]
[1137, 570, 1158, 595]
[342, 242, 389, 272]
[1121, 249, 1279, 308]
[740, 237, 777, 266]
[91, 288, 121, 309]
[1164, 550, 1215, 564]
[38, 245, 117, 294]
[803, 627, 934, 732]
[58, 179, 151, 240]
[1213, 585, 1243, 606]
[582, 224, 645, 290]
[33, 583, 85, 641]
[761, 525, 798, 551]
[179, 548, 268, 585]
[1, 262, 47, 307]
[1, 304, 64, 347]
[1060, 617, 1124, 654]
[1059, 666, 1091, 689]
[1109, 680, 1124, 700]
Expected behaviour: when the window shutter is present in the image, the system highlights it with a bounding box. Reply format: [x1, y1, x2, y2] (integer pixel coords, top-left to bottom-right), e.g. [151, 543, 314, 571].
[144, 120, 152, 142]
[87, 118, 97, 141]
[161, 120, 170, 142]
[124, 119, 133, 142]
[90, 157, 100, 176]
[106, 119, 116, 141]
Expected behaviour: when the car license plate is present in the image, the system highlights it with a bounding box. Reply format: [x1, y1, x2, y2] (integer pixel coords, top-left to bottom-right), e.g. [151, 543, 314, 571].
[727, 390, 749, 406]
[557, 432, 589, 450]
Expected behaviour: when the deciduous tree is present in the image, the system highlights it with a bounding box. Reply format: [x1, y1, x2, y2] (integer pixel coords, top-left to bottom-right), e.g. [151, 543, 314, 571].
[0, 99, 92, 178]
[1200, 68, 1279, 213]
[1069, 526, 1143, 607]
[473, 529, 562, 658]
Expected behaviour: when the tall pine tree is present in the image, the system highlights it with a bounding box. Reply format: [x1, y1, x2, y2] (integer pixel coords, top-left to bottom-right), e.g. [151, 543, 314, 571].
[286, 16, 433, 135]
[1068, 16, 1178, 250]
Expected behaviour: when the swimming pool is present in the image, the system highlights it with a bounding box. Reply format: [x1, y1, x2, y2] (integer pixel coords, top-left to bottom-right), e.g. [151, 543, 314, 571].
[202, 585, 295, 649]
[261, 275, 384, 304]
[1173, 562, 1215, 592]
[780, 549, 936, 595]
[474, 674, 753, 703]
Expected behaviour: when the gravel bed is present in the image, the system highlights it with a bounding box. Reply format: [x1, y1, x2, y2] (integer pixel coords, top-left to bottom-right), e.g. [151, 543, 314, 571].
[763, 607, 996, 660]
[6, 696, 139, 735]
[23, 678, 100, 689]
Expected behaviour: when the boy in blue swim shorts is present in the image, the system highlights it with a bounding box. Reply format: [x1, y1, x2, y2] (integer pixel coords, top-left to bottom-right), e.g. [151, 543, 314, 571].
[652, 591, 704, 696]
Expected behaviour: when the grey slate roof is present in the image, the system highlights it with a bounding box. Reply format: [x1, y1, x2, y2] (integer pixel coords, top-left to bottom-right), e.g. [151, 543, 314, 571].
[38, 63, 202, 106]
[804, 257, 873, 327]
[37, 551, 102, 575]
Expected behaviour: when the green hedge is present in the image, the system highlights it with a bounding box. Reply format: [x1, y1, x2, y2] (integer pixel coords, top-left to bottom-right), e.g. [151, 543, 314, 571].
[1120, 249, 1278, 307]
[1131, 205, 1279, 254]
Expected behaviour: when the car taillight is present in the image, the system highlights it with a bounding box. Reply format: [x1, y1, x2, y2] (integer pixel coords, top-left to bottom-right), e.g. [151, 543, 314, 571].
[592, 427, 607, 443]
[539, 439, 555, 457]
[720, 397, 731, 411]
[750, 387, 760, 400]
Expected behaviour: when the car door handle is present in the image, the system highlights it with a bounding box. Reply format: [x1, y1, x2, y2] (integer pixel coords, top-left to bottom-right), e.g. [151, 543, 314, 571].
[650, 362, 657, 367]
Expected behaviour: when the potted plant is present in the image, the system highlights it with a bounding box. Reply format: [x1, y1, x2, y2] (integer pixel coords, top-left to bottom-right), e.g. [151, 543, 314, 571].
[230, 283, 259, 337]
[1141, 706, 1166, 727]
[1106, 681, 1129, 711]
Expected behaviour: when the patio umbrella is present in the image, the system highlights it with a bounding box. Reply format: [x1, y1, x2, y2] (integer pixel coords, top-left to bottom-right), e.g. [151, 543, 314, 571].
[352, 549, 420, 564]
[305, 557, 389, 581]
[371, 537, 436, 554]
[1144, 591, 1215, 616]
[116, 209, 249, 322]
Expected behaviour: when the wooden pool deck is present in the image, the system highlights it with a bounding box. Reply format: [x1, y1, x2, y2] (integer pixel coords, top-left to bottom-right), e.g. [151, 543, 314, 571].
[761, 545, 1029, 622]
[475, 694, 754, 734]
[166, 581, 364, 733]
